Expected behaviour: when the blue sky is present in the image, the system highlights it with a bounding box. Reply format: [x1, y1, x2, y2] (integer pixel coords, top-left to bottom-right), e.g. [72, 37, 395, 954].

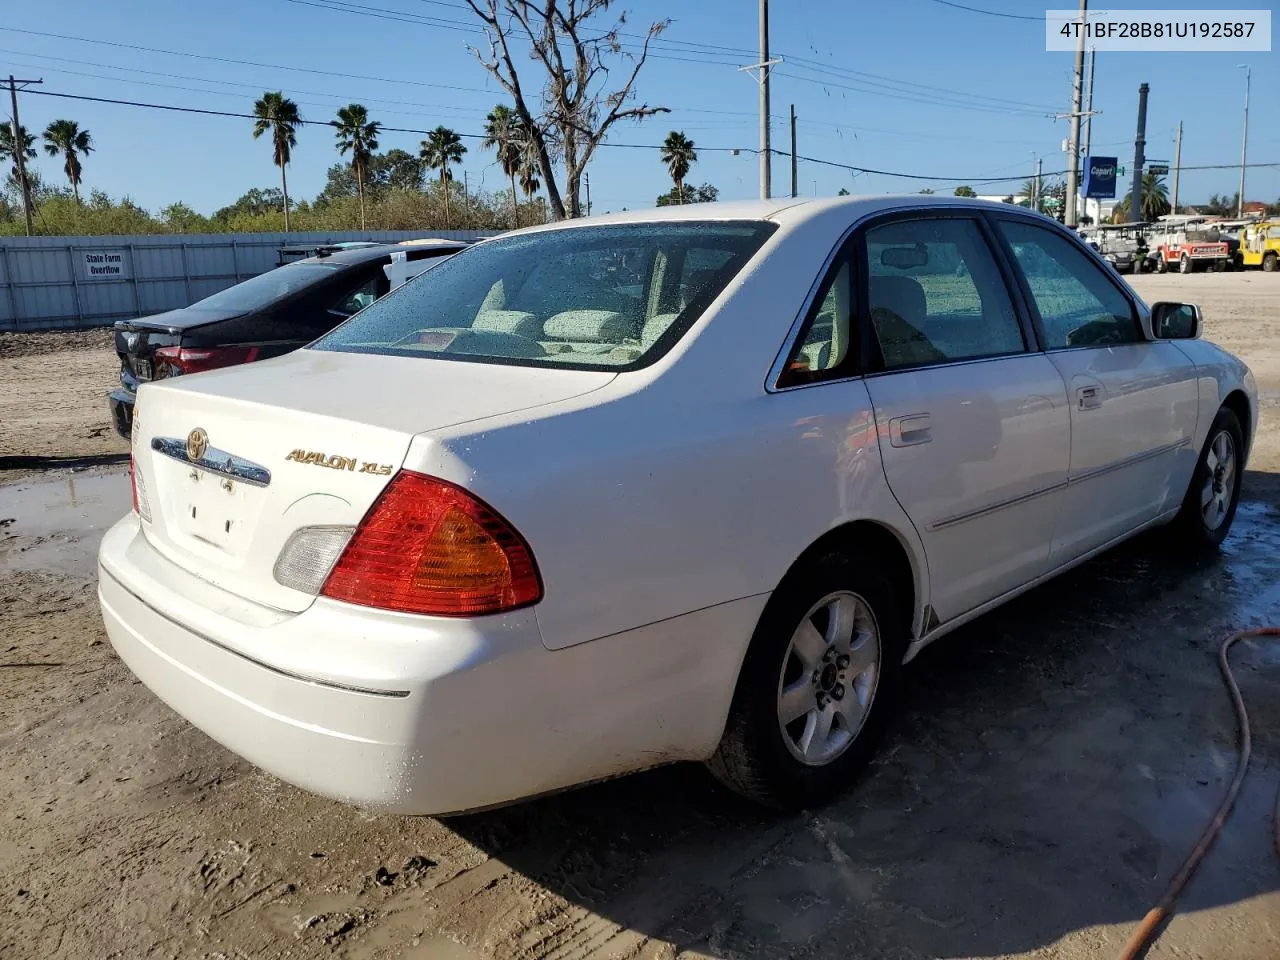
[4, 0, 1277, 215]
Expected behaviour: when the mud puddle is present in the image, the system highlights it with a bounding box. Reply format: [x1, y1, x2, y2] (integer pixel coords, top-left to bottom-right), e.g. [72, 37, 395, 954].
[0, 469, 129, 579]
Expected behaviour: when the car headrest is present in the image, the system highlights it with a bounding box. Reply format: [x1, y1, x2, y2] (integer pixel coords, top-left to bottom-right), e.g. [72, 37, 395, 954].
[869, 275, 927, 324]
[473, 310, 540, 339]
[543, 310, 629, 343]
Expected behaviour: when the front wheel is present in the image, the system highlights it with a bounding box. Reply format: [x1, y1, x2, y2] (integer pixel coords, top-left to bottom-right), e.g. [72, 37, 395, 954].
[1170, 408, 1244, 551]
[1264, 252, 1279, 273]
[708, 551, 906, 810]
[1179, 254, 1193, 274]
[1156, 255, 1169, 274]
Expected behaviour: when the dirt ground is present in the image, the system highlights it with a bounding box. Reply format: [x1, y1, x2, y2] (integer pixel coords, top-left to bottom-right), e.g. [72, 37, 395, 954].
[2, 274, 1280, 960]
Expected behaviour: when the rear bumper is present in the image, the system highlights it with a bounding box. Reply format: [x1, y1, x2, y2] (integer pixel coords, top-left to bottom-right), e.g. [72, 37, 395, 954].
[97, 515, 759, 814]
[108, 388, 135, 439]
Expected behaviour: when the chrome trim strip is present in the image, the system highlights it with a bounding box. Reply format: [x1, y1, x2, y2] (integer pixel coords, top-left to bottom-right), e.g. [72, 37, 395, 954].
[929, 480, 1069, 531]
[102, 568, 410, 699]
[1067, 438, 1189, 486]
[927, 438, 1190, 531]
[151, 436, 271, 488]
[903, 505, 1182, 663]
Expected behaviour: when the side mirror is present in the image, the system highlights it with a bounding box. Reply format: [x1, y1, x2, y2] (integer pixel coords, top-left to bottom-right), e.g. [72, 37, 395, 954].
[1151, 301, 1201, 340]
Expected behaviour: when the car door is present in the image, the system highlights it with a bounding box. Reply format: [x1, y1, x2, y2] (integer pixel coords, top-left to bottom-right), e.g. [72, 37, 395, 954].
[993, 217, 1199, 563]
[856, 213, 1071, 623]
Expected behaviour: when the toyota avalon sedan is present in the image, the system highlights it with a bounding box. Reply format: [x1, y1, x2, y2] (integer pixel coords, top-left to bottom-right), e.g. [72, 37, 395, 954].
[98, 196, 1257, 815]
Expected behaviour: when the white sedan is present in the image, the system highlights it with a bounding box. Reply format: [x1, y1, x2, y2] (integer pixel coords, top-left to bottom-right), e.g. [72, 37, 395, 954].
[98, 197, 1257, 814]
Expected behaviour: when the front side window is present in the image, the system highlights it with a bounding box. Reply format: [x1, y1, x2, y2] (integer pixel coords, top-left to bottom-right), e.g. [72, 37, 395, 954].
[864, 217, 1025, 370]
[997, 220, 1140, 349]
[312, 222, 777, 370]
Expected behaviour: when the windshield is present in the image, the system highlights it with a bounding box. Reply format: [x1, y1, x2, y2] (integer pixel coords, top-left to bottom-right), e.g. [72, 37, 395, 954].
[312, 221, 777, 370]
[188, 262, 339, 313]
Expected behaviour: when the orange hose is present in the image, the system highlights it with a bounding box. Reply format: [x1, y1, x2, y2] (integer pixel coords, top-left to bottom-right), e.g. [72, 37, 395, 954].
[1117, 626, 1280, 960]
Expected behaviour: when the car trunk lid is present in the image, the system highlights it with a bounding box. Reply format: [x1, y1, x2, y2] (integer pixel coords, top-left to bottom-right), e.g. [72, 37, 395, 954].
[131, 348, 614, 612]
[115, 308, 242, 385]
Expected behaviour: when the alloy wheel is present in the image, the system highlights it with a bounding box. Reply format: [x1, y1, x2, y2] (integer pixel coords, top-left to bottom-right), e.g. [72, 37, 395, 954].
[1201, 429, 1237, 531]
[776, 591, 881, 766]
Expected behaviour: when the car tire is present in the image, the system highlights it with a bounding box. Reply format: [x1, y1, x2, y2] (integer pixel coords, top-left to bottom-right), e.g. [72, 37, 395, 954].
[707, 550, 907, 810]
[1156, 255, 1168, 274]
[1170, 407, 1244, 551]
[1264, 252, 1278, 273]
[1179, 253, 1193, 274]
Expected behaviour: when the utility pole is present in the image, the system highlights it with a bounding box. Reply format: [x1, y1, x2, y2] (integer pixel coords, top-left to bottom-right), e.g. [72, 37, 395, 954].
[758, 0, 771, 199]
[7, 75, 42, 237]
[1063, 0, 1088, 227]
[1034, 156, 1043, 212]
[1129, 82, 1149, 224]
[1171, 120, 1183, 214]
[584, 171, 591, 216]
[1082, 47, 1097, 159]
[739, 0, 780, 199]
[789, 104, 798, 198]
[1236, 64, 1250, 218]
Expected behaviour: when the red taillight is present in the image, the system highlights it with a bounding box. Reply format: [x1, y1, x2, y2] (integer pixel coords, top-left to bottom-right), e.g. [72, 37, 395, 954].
[154, 345, 259, 376]
[321, 471, 542, 617]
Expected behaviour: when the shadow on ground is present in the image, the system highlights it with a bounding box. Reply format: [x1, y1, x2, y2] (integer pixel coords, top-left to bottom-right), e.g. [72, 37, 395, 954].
[444, 471, 1280, 959]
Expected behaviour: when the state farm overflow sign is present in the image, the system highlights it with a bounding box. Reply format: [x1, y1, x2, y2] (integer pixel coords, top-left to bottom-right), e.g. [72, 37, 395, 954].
[81, 250, 130, 280]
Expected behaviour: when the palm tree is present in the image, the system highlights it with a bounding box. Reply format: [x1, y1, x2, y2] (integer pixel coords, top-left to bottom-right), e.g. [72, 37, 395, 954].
[1140, 172, 1170, 221]
[41, 120, 92, 202]
[0, 122, 36, 188]
[331, 103, 380, 230]
[1018, 177, 1043, 210]
[252, 92, 301, 231]
[483, 106, 521, 228]
[420, 126, 467, 229]
[517, 129, 541, 202]
[659, 131, 696, 204]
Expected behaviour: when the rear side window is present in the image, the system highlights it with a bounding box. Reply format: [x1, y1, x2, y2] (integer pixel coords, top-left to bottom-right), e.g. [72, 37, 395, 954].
[188, 263, 338, 313]
[312, 222, 777, 370]
[997, 220, 1140, 349]
[864, 217, 1025, 370]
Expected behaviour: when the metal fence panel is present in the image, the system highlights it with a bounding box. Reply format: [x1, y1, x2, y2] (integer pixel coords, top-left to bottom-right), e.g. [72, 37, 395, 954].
[0, 229, 496, 332]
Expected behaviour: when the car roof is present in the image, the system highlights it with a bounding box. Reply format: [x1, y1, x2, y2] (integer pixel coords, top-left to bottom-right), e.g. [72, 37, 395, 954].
[494, 194, 1062, 238]
[292, 240, 468, 267]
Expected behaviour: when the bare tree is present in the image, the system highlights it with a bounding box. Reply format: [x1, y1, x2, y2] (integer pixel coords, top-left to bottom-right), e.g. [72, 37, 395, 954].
[463, 0, 670, 219]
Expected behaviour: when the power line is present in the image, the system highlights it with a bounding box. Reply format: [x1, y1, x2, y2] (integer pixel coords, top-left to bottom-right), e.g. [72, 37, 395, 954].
[22, 86, 1152, 186]
[281, 0, 746, 66]
[0, 52, 483, 120]
[774, 68, 1053, 117]
[926, 0, 1043, 21]
[289, 0, 1060, 114]
[0, 26, 493, 95]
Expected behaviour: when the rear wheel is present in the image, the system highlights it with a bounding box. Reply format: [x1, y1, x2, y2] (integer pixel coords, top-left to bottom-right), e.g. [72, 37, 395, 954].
[1179, 253, 1193, 274]
[708, 551, 906, 810]
[1264, 252, 1279, 273]
[1170, 408, 1244, 551]
[1156, 254, 1169, 274]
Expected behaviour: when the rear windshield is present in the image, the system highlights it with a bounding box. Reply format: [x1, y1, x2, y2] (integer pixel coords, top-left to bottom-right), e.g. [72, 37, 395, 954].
[311, 221, 777, 370]
[188, 262, 339, 312]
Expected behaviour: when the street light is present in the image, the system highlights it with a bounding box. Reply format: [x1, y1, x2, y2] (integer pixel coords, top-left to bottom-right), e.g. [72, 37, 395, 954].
[1236, 64, 1250, 218]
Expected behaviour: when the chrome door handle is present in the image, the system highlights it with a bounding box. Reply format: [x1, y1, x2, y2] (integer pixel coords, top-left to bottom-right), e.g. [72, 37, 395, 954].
[1076, 386, 1103, 410]
[889, 414, 933, 447]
